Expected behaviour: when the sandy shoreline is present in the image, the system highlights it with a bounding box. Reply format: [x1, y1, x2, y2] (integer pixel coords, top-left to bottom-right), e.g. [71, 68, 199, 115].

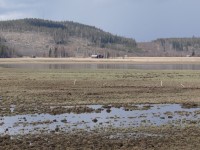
[0, 57, 200, 64]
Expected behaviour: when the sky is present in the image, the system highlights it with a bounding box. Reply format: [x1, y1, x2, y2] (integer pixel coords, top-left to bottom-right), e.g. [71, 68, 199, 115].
[0, 0, 199, 42]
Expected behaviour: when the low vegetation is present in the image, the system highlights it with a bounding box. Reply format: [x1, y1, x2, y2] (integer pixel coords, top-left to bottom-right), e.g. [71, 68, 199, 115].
[0, 66, 200, 114]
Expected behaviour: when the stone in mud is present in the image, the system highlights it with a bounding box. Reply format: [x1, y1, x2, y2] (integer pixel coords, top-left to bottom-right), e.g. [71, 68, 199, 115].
[102, 105, 111, 109]
[95, 108, 103, 113]
[92, 118, 98, 123]
[61, 119, 67, 123]
[55, 126, 59, 132]
[23, 117, 27, 121]
[106, 109, 111, 113]
[160, 117, 165, 119]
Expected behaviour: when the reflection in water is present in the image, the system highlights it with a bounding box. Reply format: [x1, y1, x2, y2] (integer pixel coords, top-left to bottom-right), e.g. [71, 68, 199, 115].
[0, 104, 200, 136]
[1, 63, 200, 70]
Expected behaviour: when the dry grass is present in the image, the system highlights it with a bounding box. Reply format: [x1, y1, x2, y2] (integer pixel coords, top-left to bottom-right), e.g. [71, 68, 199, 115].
[0, 67, 200, 115]
[1, 57, 200, 64]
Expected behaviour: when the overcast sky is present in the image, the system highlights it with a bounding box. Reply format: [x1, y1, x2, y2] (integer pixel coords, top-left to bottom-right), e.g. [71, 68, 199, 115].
[0, 0, 199, 41]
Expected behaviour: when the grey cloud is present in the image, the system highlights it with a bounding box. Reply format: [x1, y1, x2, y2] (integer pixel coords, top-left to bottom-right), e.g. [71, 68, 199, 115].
[0, 0, 199, 41]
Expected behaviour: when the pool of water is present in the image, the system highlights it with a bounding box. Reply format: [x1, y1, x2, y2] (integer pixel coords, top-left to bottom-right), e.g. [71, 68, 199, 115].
[1, 104, 200, 136]
[1, 63, 200, 70]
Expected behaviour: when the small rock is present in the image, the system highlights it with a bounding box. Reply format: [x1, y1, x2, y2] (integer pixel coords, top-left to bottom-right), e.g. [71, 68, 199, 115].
[106, 109, 111, 113]
[92, 118, 98, 123]
[55, 126, 59, 132]
[61, 119, 67, 123]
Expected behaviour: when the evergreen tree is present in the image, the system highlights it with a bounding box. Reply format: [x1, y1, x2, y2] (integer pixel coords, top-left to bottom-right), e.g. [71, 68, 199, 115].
[49, 48, 52, 57]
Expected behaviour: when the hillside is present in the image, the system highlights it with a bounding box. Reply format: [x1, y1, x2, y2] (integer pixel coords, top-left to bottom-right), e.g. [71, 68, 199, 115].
[138, 38, 200, 57]
[0, 18, 140, 58]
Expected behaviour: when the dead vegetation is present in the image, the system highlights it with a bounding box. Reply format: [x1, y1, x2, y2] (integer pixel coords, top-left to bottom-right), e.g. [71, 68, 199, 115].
[0, 66, 200, 115]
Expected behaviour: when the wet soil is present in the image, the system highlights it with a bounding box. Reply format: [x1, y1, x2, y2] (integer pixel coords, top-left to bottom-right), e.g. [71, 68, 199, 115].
[1, 66, 200, 149]
[1, 126, 200, 150]
[1, 68, 200, 116]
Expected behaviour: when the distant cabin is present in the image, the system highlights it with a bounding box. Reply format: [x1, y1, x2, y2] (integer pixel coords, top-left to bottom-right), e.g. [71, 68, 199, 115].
[91, 54, 104, 58]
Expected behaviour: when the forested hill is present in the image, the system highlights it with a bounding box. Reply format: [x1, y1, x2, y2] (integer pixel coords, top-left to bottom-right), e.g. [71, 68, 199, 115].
[0, 18, 140, 57]
[138, 38, 200, 57]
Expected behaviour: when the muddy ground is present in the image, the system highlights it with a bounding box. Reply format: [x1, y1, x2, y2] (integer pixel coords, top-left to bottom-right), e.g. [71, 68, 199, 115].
[0, 65, 200, 149]
[1, 126, 200, 150]
[0, 68, 200, 115]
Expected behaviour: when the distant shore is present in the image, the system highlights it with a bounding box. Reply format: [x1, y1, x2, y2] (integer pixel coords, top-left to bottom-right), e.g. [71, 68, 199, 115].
[0, 57, 200, 64]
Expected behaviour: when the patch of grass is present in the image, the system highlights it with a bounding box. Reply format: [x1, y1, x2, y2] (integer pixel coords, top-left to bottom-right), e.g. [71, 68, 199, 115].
[0, 68, 200, 114]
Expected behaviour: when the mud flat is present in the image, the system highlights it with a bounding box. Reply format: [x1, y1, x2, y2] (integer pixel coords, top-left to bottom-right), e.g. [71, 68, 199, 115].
[1, 61, 200, 149]
[1, 125, 200, 149]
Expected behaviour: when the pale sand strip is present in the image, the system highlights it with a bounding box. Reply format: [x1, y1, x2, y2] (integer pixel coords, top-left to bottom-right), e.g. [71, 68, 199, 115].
[0, 57, 200, 64]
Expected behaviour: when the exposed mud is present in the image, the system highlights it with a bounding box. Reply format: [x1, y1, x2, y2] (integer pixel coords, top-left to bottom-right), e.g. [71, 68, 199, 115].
[1, 65, 200, 149]
[1, 126, 200, 149]
[181, 102, 200, 109]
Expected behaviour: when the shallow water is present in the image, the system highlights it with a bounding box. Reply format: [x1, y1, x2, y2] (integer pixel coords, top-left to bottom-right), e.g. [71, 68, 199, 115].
[1, 104, 200, 136]
[1, 63, 200, 70]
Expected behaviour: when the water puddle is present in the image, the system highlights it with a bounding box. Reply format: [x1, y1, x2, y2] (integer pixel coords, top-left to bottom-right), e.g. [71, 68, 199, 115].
[0, 104, 200, 136]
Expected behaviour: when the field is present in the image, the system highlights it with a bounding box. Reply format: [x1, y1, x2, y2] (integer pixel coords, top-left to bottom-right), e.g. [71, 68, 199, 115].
[0, 58, 200, 149]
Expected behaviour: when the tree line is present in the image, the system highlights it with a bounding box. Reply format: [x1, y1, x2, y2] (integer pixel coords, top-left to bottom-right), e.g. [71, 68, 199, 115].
[155, 38, 200, 51]
[0, 44, 15, 58]
[0, 19, 137, 51]
[48, 47, 69, 58]
[0, 37, 15, 58]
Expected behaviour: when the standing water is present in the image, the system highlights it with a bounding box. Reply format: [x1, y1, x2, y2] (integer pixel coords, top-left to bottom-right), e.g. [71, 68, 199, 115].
[0, 104, 200, 136]
[1, 63, 200, 70]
